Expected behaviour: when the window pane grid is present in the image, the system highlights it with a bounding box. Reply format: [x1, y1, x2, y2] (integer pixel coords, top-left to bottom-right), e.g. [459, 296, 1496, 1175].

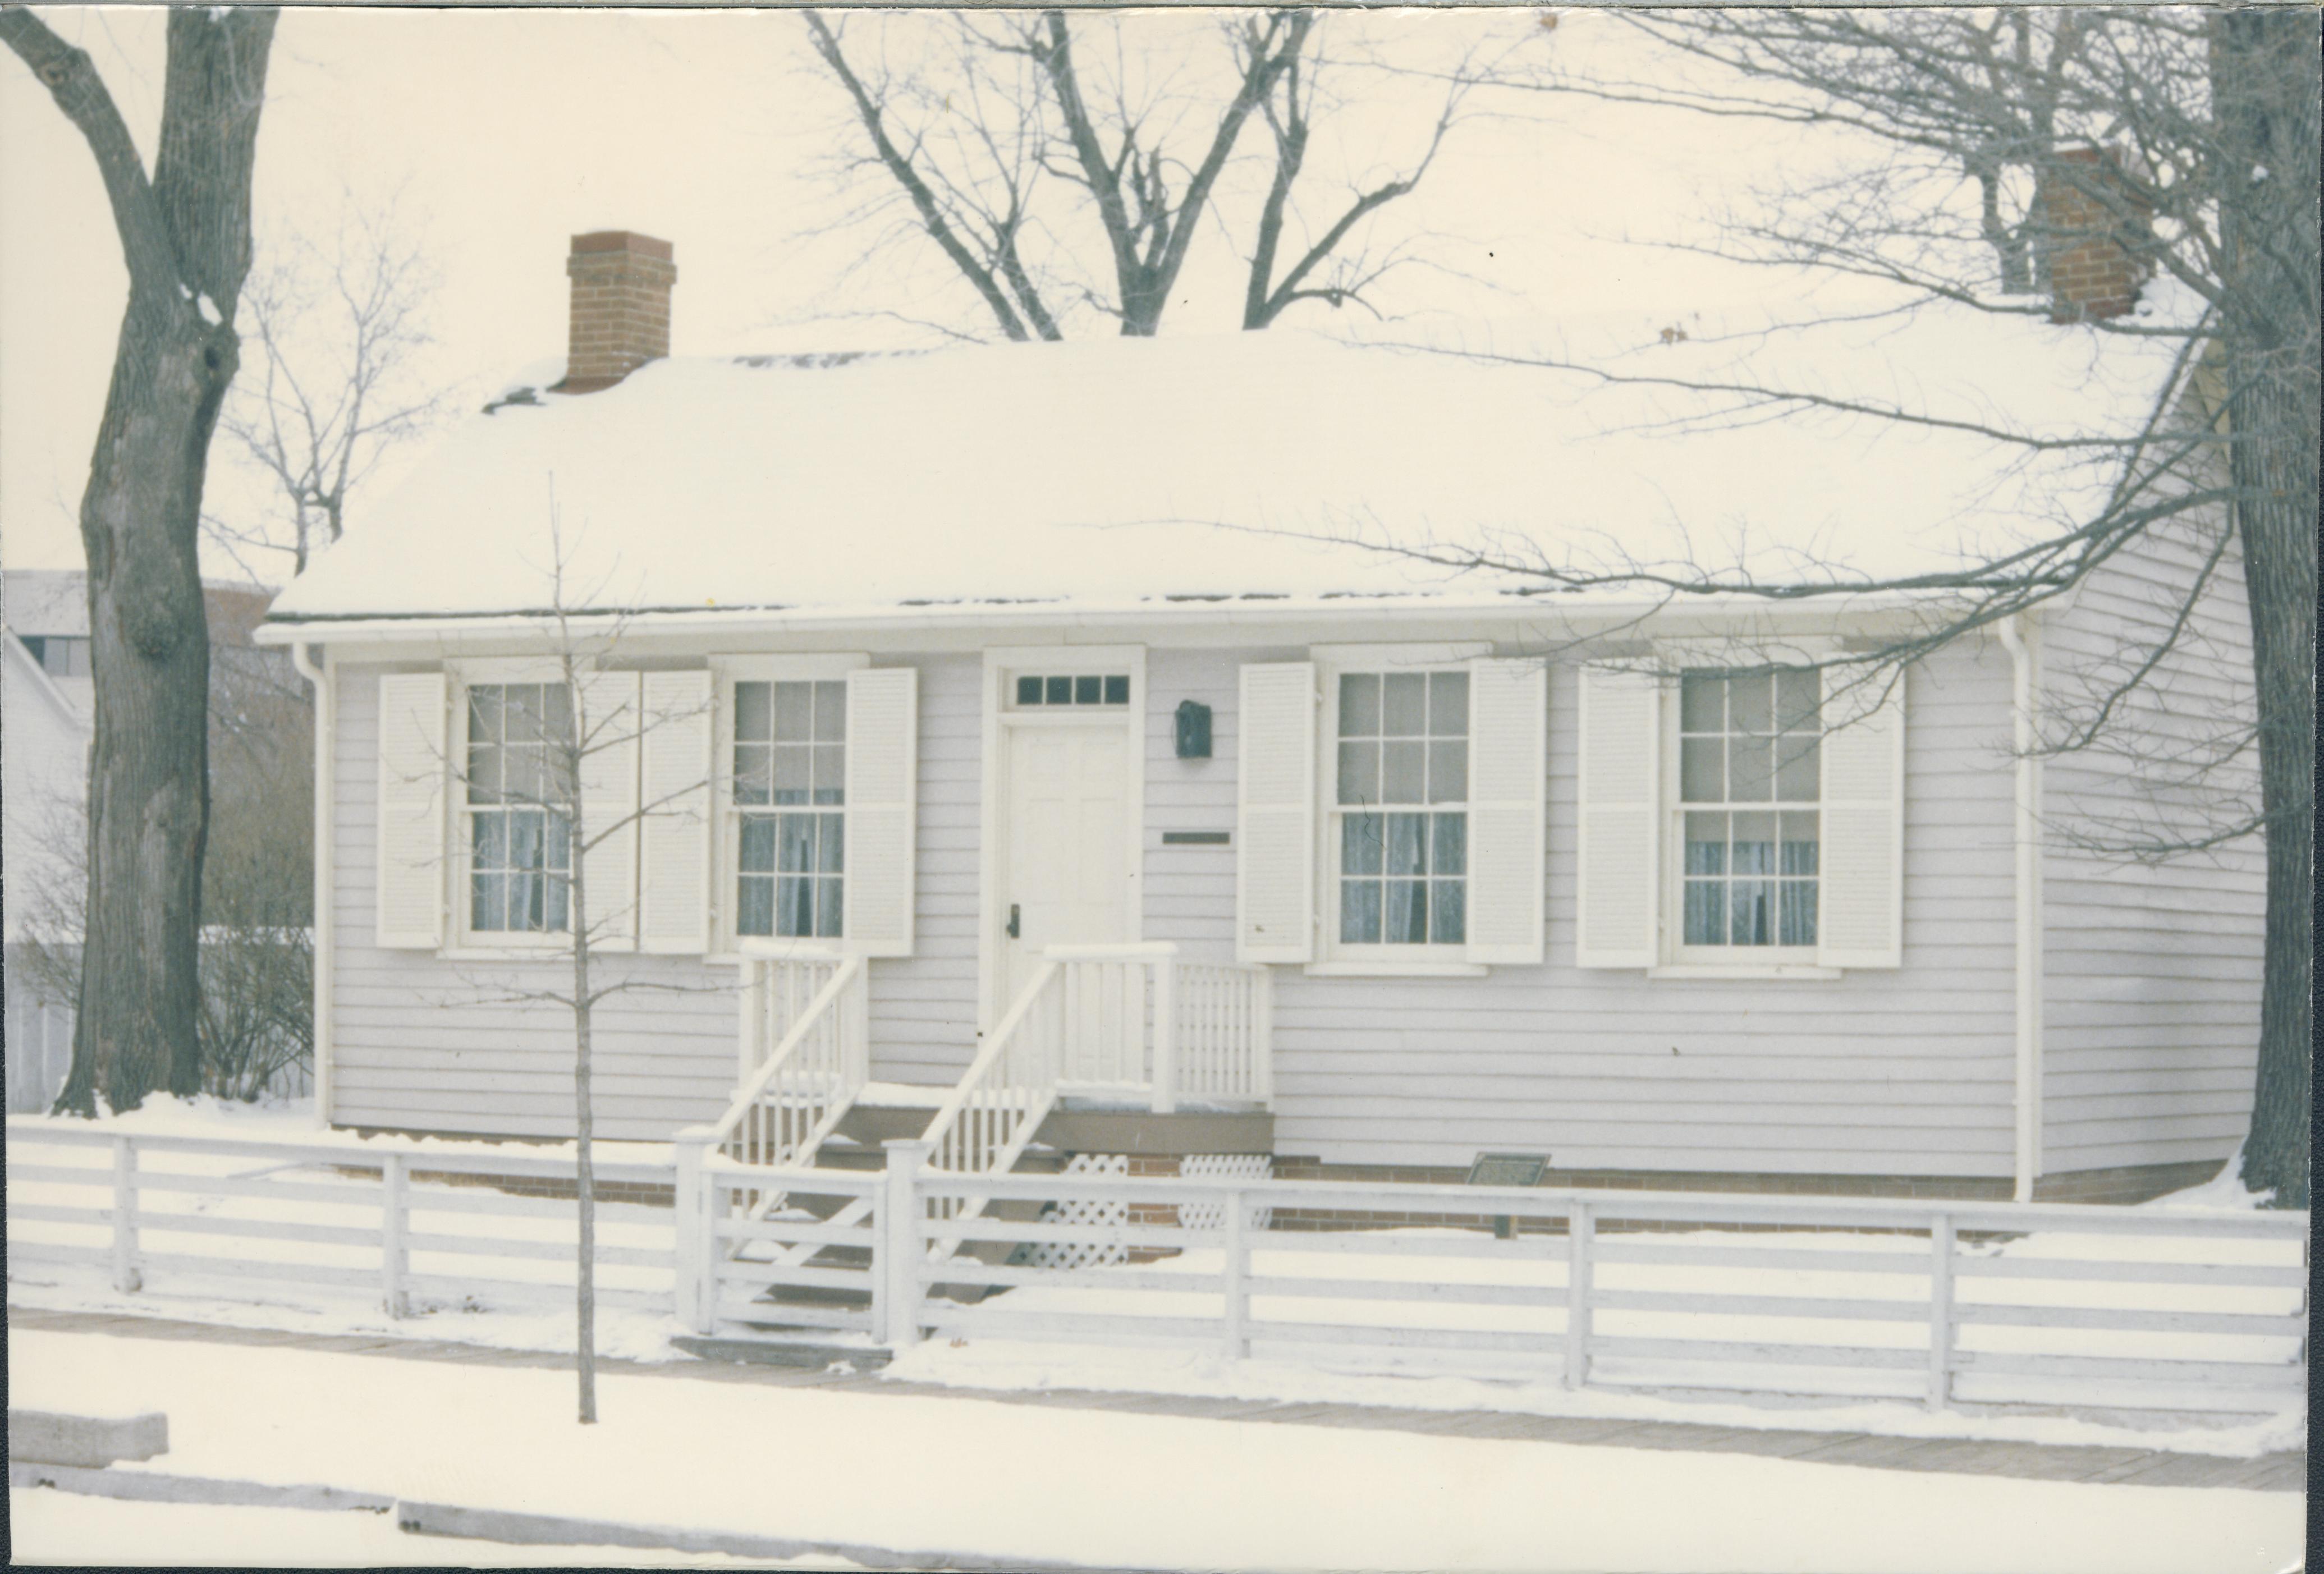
[467, 683, 575, 935]
[1012, 673, 1130, 707]
[735, 679, 847, 939]
[1335, 669, 1468, 947]
[1679, 668, 1821, 949]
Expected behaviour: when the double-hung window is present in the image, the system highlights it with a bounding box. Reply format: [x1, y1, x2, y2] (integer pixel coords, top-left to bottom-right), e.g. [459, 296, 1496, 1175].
[465, 682, 574, 935]
[1333, 669, 1469, 948]
[1678, 668, 1821, 952]
[732, 679, 845, 939]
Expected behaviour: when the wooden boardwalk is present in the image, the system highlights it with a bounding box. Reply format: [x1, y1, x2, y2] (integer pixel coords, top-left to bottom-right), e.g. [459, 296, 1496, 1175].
[12, 1306, 2303, 1493]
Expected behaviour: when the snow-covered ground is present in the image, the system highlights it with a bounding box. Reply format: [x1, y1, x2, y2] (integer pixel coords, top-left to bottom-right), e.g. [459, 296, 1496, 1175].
[6, 1490, 855, 1568]
[7, 1328, 2303, 1574]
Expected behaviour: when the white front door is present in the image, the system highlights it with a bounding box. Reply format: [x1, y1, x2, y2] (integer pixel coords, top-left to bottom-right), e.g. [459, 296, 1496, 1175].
[1000, 720, 1133, 1010]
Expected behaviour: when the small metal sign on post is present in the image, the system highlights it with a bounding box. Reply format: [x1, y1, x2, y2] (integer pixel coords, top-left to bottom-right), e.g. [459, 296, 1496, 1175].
[1464, 1151, 1549, 1238]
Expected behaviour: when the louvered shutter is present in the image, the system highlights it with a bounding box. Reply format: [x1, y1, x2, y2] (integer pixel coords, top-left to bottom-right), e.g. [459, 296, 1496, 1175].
[842, 666, 918, 957]
[1574, 664, 1661, 969]
[576, 670, 641, 951]
[638, 669, 714, 953]
[1816, 669, 1906, 969]
[375, 671, 448, 949]
[1236, 662, 1317, 963]
[1464, 658, 1547, 965]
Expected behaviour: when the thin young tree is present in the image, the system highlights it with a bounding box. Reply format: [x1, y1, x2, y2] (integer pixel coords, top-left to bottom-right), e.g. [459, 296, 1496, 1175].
[803, 8, 1524, 339]
[2, 7, 281, 1114]
[435, 530, 714, 1422]
[217, 202, 447, 576]
[1347, 7, 2315, 1202]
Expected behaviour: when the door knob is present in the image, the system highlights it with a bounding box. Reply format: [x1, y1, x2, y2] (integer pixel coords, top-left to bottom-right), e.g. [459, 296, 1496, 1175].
[1006, 903, 1021, 939]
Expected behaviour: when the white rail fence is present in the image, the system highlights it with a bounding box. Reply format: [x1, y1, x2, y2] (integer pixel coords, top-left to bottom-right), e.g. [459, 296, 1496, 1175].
[10, 1118, 2305, 1418]
[847, 1157, 2302, 1415]
[7, 1121, 677, 1318]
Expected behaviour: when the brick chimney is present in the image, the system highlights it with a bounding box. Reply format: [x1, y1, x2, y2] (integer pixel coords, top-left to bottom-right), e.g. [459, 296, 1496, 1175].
[558, 231, 676, 392]
[2034, 149, 2152, 324]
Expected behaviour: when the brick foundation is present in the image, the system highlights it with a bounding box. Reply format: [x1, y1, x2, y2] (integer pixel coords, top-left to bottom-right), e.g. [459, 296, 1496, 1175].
[337, 1125, 2227, 1222]
[1263, 1154, 2233, 1226]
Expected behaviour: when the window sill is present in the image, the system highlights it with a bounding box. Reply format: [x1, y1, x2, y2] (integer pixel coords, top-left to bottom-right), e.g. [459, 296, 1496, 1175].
[441, 942, 606, 962]
[1304, 960, 1491, 979]
[1647, 963, 1843, 981]
[715, 941, 849, 964]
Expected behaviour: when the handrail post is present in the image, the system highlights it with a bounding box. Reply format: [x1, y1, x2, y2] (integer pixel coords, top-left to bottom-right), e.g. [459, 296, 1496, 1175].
[1221, 1185, 1248, 1360]
[737, 958, 762, 1087]
[1152, 955, 1177, 1114]
[1252, 966, 1274, 1108]
[1563, 1200, 1592, 1391]
[111, 1134, 141, 1293]
[1928, 1212, 1955, 1412]
[382, 1154, 409, 1318]
[883, 1140, 930, 1350]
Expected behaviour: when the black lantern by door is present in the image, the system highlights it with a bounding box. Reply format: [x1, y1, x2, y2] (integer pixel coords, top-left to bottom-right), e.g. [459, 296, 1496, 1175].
[1174, 699, 1213, 759]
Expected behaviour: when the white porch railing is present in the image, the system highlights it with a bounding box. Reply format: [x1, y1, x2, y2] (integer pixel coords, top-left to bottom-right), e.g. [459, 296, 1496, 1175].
[919, 958, 1064, 1217]
[1038, 942, 1272, 1112]
[709, 956, 869, 1178]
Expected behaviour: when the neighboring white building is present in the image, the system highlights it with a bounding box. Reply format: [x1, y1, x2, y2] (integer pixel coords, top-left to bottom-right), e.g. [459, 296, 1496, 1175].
[3, 570, 93, 1111]
[253, 231, 2261, 1205]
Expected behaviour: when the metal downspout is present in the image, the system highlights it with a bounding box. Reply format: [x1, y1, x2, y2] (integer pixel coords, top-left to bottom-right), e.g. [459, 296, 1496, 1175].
[1997, 616, 2044, 1203]
[290, 643, 333, 1127]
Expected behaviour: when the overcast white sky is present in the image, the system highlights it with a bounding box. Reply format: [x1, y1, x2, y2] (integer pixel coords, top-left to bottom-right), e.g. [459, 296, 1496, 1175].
[1, 7, 1812, 580]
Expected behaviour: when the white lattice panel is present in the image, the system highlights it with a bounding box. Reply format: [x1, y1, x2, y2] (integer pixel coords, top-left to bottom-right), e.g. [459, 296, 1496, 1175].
[1023, 1154, 1131, 1269]
[1177, 1153, 1273, 1232]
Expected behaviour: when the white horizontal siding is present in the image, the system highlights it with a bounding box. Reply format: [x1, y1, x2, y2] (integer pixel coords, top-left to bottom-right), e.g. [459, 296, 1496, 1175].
[2039, 496, 2263, 1175]
[863, 654, 980, 1084]
[1150, 644, 2019, 1177]
[330, 666, 738, 1141]
[326, 640, 2024, 1174]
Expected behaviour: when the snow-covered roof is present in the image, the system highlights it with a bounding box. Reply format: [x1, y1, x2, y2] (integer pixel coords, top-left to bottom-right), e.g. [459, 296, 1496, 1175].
[264, 298, 2192, 630]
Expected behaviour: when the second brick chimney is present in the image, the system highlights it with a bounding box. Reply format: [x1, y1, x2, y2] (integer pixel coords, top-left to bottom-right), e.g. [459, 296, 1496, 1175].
[2034, 149, 2152, 324]
[559, 231, 676, 392]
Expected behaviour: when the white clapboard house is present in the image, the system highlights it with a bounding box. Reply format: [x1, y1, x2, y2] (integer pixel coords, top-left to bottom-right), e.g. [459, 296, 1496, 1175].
[254, 230, 2259, 1207]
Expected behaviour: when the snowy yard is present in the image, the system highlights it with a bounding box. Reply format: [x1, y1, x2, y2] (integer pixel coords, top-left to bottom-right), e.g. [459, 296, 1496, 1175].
[7, 1327, 2305, 1573]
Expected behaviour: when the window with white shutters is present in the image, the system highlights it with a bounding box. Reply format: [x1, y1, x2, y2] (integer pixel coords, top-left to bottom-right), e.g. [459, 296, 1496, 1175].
[1574, 651, 1904, 972]
[709, 655, 912, 958]
[1244, 651, 1543, 972]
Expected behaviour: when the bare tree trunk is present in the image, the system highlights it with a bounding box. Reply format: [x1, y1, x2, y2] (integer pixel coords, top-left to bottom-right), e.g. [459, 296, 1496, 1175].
[2217, 8, 2319, 1209]
[2, 10, 279, 1114]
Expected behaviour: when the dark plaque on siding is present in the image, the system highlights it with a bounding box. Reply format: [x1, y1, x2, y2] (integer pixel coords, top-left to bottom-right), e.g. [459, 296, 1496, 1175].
[1466, 1151, 1550, 1238]
[1161, 830, 1231, 846]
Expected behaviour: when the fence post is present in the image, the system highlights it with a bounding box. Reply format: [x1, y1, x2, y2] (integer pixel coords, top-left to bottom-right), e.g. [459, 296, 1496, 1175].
[382, 1154, 409, 1318]
[1152, 956, 1177, 1114]
[1928, 1212, 1955, 1412]
[1221, 1186, 1248, 1361]
[1563, 1200, 1592, 1391]
[883, 1140, 929, 1350]
[109, 1134, 142, 1293]
[673, 1133, 709, 1334]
